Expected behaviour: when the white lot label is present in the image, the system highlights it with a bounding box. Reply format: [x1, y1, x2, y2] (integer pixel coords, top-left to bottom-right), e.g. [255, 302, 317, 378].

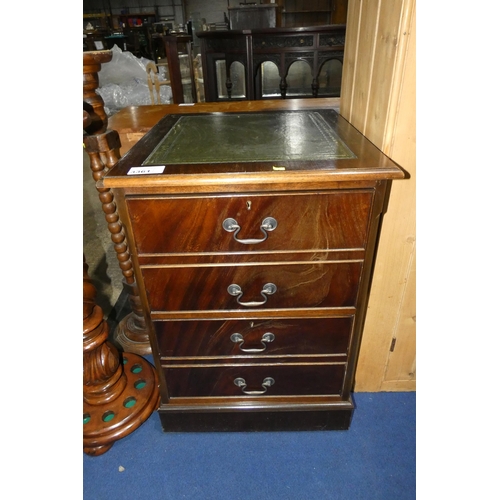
[127, 166, 166, 175]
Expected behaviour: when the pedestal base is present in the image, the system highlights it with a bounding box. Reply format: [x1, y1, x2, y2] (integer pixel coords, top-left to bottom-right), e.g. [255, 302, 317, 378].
[83, 353, 160, 456]
[113, 313, 152, 355]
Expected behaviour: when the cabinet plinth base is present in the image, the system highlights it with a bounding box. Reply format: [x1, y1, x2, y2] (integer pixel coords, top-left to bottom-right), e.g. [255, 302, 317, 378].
[158, 404, 354, 432]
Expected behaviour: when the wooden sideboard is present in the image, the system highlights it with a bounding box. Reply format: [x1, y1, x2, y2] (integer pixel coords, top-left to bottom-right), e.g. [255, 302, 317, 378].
[197, 25, 346, 102]
[102, 100, 405, 431]
[228, 5, 280, 30]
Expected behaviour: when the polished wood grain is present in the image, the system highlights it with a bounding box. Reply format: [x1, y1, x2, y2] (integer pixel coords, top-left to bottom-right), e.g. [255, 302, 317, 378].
[137, 249, 365, 267]
[164, 363, 346, 398]
[103, 103, 405, 431]
[126, 191, 373, 255]
[142, 261, 362, 312]
[155, 317, 353, 359]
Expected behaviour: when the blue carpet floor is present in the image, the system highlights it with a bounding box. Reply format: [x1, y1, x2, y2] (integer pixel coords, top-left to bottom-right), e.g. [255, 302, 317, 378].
[83, 391, 415, 500]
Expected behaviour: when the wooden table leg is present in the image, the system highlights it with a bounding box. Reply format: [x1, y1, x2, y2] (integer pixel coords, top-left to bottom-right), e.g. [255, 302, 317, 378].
[83, 256, 160, 456]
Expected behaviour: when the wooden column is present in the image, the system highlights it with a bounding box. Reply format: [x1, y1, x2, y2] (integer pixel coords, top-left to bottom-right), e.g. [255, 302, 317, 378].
[83, 50, 153, 355]
[83, 51, 111, 135]
[83, 256, 160, 456]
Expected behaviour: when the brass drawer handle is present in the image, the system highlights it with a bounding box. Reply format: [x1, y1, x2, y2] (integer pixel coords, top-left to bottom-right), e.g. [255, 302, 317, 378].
[234, 376, 275, 395]
[230, 332, 275, 352]
[227, 283, 277, 307]
[222, 217, 277, 244]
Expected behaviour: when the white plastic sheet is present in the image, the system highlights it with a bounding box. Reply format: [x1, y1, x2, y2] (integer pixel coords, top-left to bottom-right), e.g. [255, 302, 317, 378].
[96, 45, 172, 116]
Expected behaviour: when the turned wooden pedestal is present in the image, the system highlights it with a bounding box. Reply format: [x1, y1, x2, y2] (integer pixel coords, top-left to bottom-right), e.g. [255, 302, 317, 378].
[83, 51, 112, 135]
[83, 257, 160, 456]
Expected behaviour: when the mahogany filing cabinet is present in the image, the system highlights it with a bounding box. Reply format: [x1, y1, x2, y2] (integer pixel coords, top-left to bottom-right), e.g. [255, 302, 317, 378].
[103, 103, 405, 432]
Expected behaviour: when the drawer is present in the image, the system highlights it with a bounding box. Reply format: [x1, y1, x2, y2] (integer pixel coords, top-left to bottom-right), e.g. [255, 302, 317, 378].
[164, 364, 346, 398]
[126, 191, 373, 254]
[155, 317, 353, 358]
[142, 262, 362, 312]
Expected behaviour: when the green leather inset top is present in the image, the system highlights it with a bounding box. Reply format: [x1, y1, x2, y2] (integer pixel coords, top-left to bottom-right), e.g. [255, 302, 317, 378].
[142, 111, 356, 165]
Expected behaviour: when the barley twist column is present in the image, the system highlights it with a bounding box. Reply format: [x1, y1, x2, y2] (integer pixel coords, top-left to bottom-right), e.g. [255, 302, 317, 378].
[84, 132, 150, 353]
[83, 50, 152, 355]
